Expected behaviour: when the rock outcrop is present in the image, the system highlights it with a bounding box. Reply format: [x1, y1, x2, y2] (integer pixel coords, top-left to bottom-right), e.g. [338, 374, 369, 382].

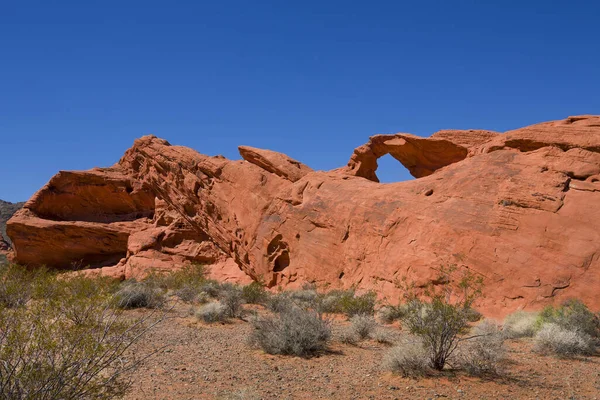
[0, 199, 24, 247]
[7, 116, 600, 316]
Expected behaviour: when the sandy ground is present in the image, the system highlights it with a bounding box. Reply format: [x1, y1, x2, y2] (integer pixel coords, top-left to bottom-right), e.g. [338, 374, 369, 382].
[123, 303, 600, 400]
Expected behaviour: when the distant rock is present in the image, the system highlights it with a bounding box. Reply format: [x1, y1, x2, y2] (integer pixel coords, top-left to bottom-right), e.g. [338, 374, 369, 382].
[7, 116, 600, 317]
[0, 199, 24, 248]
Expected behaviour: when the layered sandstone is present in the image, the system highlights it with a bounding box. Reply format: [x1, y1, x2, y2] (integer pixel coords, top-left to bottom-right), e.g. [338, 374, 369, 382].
[7, 116, 600, 316]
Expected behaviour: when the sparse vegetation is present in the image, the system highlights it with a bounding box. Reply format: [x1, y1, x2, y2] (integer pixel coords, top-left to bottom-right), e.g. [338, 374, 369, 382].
[113, 281, 166, 309]
[533, 323, 596, 357]
[459, 319, 506, 377]
[502, 310, 539, 339]
[0, 264, 160, 399]
[384, 338, 431, 377]
[241, 281, 269, 304]
[318, 289, 377, 317]
[196, 302, 229, 323]
[398, 265, 484, 371]
[536, 299, 600, 339]
[218, 283, 245, 318]
[349, 314, 378, 339]
[248, 305, 331, 357]
[378, 304, 408, 324]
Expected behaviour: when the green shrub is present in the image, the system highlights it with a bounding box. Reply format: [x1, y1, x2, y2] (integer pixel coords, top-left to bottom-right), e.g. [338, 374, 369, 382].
[399, 265, 484, 371]
[0, 275, 160, 399]
[218, 284, 244, 318]
[241, 282, 268, 304]
[318, 289, 377, 317]
[0, 264, 34, 307]
[248, 306, 331, 357]
[536, 299, 599, 339]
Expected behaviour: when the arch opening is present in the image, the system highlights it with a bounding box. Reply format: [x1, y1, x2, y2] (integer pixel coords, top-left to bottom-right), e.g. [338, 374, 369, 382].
[375, 153, 415, 183]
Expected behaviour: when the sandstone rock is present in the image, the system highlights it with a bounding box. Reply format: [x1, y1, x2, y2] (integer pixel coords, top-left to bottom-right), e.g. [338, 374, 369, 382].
[239, 146, 313, 182]
[339, 133, 470, 181]
[0, 232, 9, 252]
[7, 117, 600, 317]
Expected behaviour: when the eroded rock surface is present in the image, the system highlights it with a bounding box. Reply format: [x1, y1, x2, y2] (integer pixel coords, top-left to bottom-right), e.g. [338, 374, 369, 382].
[7, 116, 600, 316]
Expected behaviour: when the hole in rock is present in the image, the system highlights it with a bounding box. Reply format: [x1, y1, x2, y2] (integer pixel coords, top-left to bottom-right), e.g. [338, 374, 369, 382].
[375, 153, 415, 183]
[273, 251, 290, 272]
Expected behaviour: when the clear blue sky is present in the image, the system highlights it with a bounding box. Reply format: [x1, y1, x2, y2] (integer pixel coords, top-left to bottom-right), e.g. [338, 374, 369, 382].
[1, 1, 599, 202]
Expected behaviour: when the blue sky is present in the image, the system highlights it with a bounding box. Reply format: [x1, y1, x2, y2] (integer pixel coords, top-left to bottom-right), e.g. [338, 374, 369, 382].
[1, 1, 599, 202]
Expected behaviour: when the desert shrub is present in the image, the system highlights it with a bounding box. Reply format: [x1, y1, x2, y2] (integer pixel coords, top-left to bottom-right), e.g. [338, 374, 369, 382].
[196, 302, 228, 323]
[0, 286, 160, 399]
[248, 306, 331, 357]
[459, 319, 506, 377]
[383, 338, 431, 377]
[318, 289, 377, 317]
[502, 311, 539, 338]
[533, 323, 596, 357]
[399, 265, 484, 371]
[266, 293, 295, 313]
[0, 263, 38, 307]
[287, 289, 319, 305]
[378, 304, 408, 324]
[146, 263, 206, 290]
[218, 284, 244, 318]
[199, 280, 223, 298]
[536, 300, 600, 339]
[241, 281, 268, 304]
[113, 281, 165, 309]
[370, 327, 398, 345]
[349, 314, 378, 340]
[173, 284, 202, 303]
[337, 328, 358, 345]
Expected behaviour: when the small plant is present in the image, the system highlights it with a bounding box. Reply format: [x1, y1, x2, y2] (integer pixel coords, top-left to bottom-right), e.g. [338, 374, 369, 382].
[114, 281, 165, 309]
[196, 302, 228, 323]
[218, 284, 244, 318]
[399, 264, 484, 371]
[533, 323, 596, 357]
[502, 311, 539, 338]
[248, 306, 331, 357]
[383, 338, 431, 377]
[349, 314, 378, 340]
[370, 328, 398, 345]
[378, 304, 408, 324]
[459, 319, 506, 377]
[241, 281, 268, 304]
[266, 293, 295, 313]
[337, 329, 358, 345]
[318, 289, 377, 317]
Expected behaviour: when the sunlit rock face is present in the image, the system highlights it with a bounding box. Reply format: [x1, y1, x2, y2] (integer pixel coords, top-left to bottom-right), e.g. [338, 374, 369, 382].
[8, 116, 600, 317]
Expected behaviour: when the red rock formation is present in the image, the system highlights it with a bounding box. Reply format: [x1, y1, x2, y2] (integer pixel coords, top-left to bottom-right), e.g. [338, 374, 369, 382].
[7, 116, 600, 317]
[0, 232, 9, 252]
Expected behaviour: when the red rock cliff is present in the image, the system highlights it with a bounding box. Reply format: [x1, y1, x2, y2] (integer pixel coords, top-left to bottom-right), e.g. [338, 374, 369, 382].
[7, 116, 600, 316]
